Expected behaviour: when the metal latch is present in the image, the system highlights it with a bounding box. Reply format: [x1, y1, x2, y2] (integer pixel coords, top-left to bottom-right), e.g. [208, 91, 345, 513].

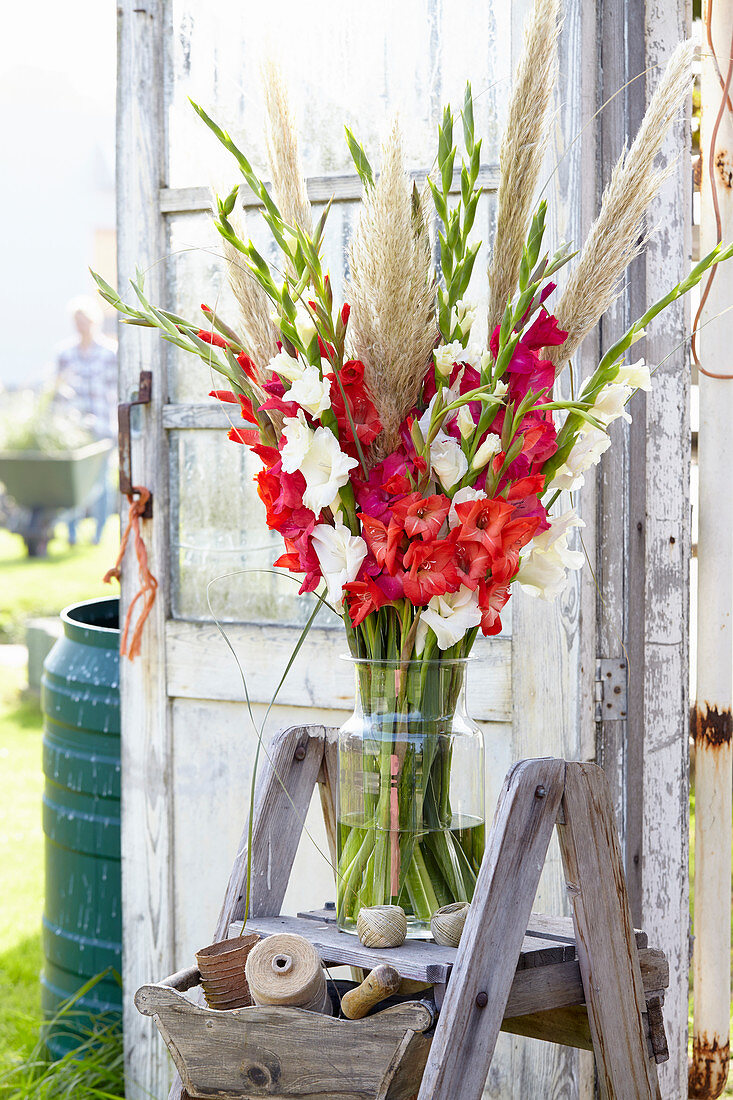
[118, 370, 153, 518]
[595, 658, 628, 721]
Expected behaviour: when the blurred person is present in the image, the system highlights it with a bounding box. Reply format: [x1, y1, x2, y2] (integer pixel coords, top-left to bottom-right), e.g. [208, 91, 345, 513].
[56, 296, 117, 544]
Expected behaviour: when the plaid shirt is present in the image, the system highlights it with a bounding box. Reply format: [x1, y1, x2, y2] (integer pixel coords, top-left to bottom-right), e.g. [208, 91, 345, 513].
[57, 337, 118, 440]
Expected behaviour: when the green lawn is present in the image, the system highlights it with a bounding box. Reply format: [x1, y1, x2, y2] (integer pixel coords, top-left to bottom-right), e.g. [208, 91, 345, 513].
[0, 520, 125, 1098]
[0, 520, 119, 644]
[0, 664, 44, 1066]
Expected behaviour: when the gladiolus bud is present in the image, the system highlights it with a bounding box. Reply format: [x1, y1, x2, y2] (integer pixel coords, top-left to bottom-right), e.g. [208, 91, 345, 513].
[472, 434, 502, 470]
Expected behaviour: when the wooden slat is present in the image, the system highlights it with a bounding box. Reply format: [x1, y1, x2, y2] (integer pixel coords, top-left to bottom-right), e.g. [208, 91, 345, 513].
[594, 2, 691, 1093]
[417, 758, 566, 1100]
[557, 762, 661, 1099]
[163, 404, 231, 429]
[216, 726, 326, 929]
[501, 1005, 594, 1051]
[525, 912, 648, 950]
[165, 620, 512, 722]
[231, 913, 578, 986]
[295, 907, 650, 953]
[116, 4, 173, 1099]
[158, 165, 501, 215]
[640, 11, 692, 1094]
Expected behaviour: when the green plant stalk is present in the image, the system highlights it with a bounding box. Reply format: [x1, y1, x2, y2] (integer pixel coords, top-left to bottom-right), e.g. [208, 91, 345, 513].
[335, 620, 483, 929]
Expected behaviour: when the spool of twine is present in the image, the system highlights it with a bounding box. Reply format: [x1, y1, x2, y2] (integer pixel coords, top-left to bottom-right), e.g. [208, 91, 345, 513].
[245, 933, 331, 1015]
[356, 905, 408, 948]
[431, 902, 469, 947]
[195, 933, 259, 1009]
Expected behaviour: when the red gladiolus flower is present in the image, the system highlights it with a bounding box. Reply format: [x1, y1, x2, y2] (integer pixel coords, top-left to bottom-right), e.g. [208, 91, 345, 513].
[360, 514, 404, 575]
[403, 535, 459, 605]
[251, 443, 280, 469]
[506, 474, 545, 501]
[523, 309, 568, 350]
[197, 329, 228, 348]
[237, 351, 261, 383]
[237, 394, 258, 426]
[341, 302, 351, 326]
[454, 497, 514, 554]
[344, 576, 392, 626]
[401, 494, 451, 541]
[478, 579, 511, 635]
[454, 538, 491, 590]
[339, 359, 364, 385]
[227, 426, 259, 445]
[209, 389, 237, 403]
[274, 533, 321, 594]
[329, 374, 382, 455]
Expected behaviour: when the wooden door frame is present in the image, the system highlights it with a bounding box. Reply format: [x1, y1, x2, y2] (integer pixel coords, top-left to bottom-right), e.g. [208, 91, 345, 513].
[117, 3, 175, 1097]
[116, 1, 691, 1096]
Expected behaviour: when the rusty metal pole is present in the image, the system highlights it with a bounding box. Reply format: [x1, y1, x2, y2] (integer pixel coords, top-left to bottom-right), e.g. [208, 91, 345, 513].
[690, 2, 733, 1095]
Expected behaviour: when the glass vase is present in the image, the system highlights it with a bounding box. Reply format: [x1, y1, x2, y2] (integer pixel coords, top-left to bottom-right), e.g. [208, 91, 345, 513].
[336, 657, 485, 935]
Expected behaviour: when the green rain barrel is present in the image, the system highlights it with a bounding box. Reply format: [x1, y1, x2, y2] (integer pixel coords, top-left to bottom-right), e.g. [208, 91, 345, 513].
[41, 596, 121, 1056]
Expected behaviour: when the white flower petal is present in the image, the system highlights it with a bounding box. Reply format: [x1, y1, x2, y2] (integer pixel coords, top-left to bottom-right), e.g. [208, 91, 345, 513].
[287, 364, 332, 418]
[615, 357, 652, 392]
[516, 510, 585, 600]
[430, 432, 468, 490]
[421, 586, 482, 650]
[472, 433, 502, 471]
[311, 521, 367, 605]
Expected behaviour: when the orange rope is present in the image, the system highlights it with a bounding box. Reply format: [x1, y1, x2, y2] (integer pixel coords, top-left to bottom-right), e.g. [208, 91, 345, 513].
[691, 2, 733, 379]
[104, 487, 158, 660]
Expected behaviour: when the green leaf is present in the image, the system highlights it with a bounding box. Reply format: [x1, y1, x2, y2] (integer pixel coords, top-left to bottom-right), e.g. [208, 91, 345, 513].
[344, 126, 375, 189]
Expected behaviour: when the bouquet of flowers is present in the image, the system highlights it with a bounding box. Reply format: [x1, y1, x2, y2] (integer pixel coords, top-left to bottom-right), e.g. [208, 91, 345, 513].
[96, 6, 731, 931]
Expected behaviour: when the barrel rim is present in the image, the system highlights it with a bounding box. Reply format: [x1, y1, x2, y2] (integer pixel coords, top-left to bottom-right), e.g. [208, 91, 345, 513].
[61, 597, 120, 649]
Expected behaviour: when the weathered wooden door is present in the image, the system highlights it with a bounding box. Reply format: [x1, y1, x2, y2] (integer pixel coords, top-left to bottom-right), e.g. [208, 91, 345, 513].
[117, 2, 689, 1098]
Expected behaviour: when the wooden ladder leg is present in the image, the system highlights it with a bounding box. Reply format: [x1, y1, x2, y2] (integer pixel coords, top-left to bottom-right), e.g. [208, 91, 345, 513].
[557, 762, 662, 1100]
[417, 758, 566, 1100]
[168, 724, 326, 1100]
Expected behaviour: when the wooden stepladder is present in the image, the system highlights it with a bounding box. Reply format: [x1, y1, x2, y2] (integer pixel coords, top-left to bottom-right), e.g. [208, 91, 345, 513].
[156, 726, 668, 1100]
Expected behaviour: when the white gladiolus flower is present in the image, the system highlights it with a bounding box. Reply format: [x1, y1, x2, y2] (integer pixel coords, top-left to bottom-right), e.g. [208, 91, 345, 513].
[456, 403, 475, 439]
[287, 364, 332, 418]
[591, 382, 632, 426]
[311, 521, 368, 606]
[293, 303, 317, 348]
[280, 409, 314, 466]
[434, 341, 465, 377]
[448, 486, 486, 528]
[281, 411, 358, 513]
[549, 428, 611, 491]
[517, 510, 585, 600]
[430, 431, 468, 490]
[269, 349, 303, 383]
[493, 380, 508, 398]
[451, 299, 477, 336]
[418, 393, 440, 440]
[472, 433, 502, 471]
[615, 357, 652, 391]
[416, 586, 482, 652]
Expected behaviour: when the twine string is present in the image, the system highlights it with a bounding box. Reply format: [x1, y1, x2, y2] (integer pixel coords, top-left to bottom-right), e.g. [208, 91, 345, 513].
[104, 487, 158, 659]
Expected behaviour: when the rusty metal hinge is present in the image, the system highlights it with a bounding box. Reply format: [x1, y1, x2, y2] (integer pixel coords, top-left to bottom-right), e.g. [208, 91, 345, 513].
[595, 658, 628, 722]
[118, 370, 153, 518]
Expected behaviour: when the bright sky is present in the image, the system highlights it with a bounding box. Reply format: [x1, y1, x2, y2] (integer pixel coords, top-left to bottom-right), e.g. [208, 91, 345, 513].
[2, 0, 116, 111]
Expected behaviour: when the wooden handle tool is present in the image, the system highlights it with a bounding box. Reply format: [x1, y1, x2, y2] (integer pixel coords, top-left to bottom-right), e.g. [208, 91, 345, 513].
[340, 964, 402, 1020]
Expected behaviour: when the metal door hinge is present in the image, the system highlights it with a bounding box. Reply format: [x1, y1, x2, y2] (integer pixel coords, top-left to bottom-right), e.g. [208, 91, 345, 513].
[595, 658, 628, 721]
